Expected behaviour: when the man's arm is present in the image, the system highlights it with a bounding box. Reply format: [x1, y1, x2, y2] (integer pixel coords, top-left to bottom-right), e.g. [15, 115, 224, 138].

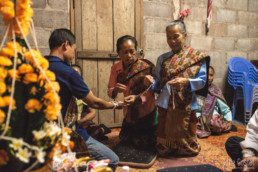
[69, 69, 123, 109]
[82, 91, 122, 109]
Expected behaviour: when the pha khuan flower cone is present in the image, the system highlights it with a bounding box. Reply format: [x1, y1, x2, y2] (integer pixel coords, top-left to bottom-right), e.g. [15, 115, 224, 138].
[0, 0, 72, 170]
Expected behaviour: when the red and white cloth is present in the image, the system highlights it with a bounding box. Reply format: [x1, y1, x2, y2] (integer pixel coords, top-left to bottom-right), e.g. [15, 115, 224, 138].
[206, 0, 212, 34]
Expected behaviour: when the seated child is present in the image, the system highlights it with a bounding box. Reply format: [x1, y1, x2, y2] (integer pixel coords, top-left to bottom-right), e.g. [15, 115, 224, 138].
[64, 64, 111, 141]
[196, 66, 232, 138]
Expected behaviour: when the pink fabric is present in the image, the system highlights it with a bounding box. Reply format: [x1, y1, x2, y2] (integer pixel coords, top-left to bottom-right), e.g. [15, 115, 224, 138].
[107, 60, 155, 118]
[107, 61, 124, 98]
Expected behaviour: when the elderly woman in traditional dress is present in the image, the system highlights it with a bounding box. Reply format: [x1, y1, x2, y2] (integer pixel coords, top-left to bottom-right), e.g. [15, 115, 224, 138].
[144, 20, 210, 156]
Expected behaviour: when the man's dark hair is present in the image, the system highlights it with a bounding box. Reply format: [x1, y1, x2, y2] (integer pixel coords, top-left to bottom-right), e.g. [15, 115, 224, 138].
[166, 20, 187, 34]
[71, 64, 82, 74]
[49, 29, 76, 50]
[116, 35, 137, 52]
[209, 65, 215, 73]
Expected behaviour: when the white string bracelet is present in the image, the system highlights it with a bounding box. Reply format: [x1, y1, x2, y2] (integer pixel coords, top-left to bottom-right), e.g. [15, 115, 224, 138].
[111, 101, 118, 109]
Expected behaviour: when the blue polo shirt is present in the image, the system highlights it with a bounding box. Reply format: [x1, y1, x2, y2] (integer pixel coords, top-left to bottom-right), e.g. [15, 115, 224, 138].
[46, 56, 90, 141]
[45, 56, 90, 117]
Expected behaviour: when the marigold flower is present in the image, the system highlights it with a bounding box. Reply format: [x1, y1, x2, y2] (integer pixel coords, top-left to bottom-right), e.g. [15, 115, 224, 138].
[0, 82, 6, 95]
[0, 56, 12, 66]
[17, 4, 33, 18]
[0, 97, 5, 107]
[0, 67, 8, 80]
[6, 41, 22, 52]
[18, 63, 34, 74]
[61, 145, 66, 152]
[3, 96, 16, 109]
[64, 128, 72, 135]
[24, 49, 42, 63]
[25, 99, 42, 113]
[44, 105, 61, 120]
[0, 48, 14, 57]
[0, 1, 15, 24]
[44, 81, 60, 92]
[0, 42, 22, 57]
[23, 73, 38, 84]
[44, 92, 60, 105]
[0, 149, 9, 165]
[8, 69, 20, 81]
[69, 141, 75, 149]
[35, 57, 49, 70]
[39, 70, 56, 81]
[0, 109, 6, 124]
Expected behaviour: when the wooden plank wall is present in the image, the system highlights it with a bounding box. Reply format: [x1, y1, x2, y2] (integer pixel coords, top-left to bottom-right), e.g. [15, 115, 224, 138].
[96, 0, 114, 125]
[113, 0, 135, 51]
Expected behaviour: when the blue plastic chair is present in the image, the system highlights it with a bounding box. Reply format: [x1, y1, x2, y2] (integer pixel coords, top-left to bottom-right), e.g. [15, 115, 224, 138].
[228, 57, 258, 83]
[228, 57, 258, 123]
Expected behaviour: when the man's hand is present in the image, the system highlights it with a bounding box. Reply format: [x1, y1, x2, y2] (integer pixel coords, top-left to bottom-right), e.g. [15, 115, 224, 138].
[238, 157, 258, 172]
[124, 95, 137, 106]
[168, 77, 189, 89]
[144, 75, 154, 86]
[114, 83, 126, 93]
[116, 101, 124, 109]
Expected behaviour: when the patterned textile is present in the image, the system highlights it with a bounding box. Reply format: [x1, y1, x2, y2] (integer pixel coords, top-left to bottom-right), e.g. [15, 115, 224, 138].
[117, 59, 157, 150]
[157, 108, 200, 156]
[210, 115, 232, 134]
[157, 46, 208, 156]
[64, 97, 105, 141]
[197, 84, 231, 138]
[64, 96, 78, 130]
[118, 59, 155, 124]
[160, 46, 207, 86]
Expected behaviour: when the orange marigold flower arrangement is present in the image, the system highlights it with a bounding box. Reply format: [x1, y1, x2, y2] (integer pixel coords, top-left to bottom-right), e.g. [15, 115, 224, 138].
[0, 0, 73, 171]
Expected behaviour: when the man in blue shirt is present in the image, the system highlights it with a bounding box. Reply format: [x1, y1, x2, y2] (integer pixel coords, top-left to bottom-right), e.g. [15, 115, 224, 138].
[45, 28, 121, 170]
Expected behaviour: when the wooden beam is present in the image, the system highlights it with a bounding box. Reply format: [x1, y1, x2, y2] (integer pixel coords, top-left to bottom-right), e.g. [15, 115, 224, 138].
[77, 51, 142, 59]
[77, 51, 119, 59]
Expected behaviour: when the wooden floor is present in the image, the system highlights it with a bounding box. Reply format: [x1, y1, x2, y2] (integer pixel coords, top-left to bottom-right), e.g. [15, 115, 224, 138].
[103, 123, 246, 172]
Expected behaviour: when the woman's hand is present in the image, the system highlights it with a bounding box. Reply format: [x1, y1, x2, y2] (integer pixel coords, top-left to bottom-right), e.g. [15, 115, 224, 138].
[114, 83, 126, 93]
[144, 75, 154, 86]
[168, 77, 189, 88]
[124, 95, 137, 106]
[238, 157, 258, 172]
